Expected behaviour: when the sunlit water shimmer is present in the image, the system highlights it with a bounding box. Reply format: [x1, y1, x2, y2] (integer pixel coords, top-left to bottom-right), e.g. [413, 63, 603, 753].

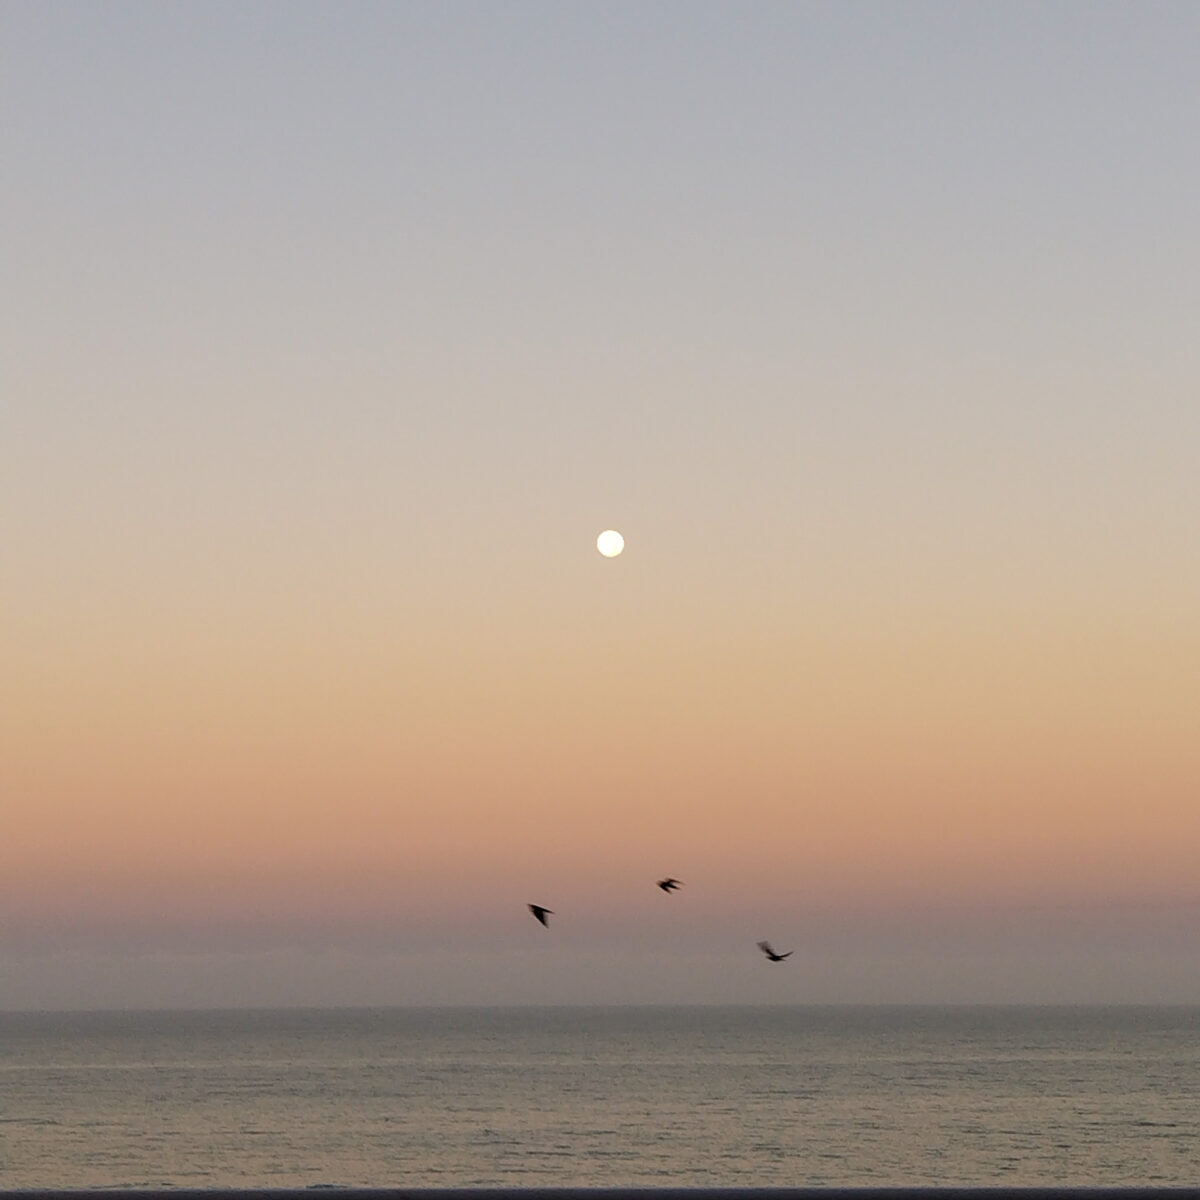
[2, 1006, 1198, 1187]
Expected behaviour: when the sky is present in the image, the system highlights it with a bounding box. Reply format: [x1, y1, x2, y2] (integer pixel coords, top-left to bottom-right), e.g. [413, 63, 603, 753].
[3, 1, 1199, 1009]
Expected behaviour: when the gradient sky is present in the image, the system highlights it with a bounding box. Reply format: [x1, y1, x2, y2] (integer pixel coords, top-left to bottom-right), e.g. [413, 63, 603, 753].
[4, 1, 1199, 1009]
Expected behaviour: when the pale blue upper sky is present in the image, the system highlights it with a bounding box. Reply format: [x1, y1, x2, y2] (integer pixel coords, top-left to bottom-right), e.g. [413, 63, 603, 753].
[7, 2, 1197, 667]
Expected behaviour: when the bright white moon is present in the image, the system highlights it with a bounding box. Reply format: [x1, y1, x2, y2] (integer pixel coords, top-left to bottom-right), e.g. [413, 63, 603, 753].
[597, 529, 625, 558]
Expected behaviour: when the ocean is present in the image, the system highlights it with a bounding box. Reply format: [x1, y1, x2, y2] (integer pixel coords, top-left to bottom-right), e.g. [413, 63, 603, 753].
[1, 1006, 1197, 1188]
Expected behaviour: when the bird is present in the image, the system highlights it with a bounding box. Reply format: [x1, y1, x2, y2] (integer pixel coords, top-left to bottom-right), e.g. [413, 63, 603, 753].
[528, 904, 553, 927]
[657, 878, 683, 893]
[757, 940, 792, 962]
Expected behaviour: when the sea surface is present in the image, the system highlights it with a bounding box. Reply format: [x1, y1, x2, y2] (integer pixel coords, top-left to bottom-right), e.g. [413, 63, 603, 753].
[2, 1005, 1198, 1188]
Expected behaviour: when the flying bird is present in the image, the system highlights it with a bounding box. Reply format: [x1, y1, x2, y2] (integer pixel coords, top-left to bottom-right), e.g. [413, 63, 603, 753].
[528, 904, 553, 927]
[657, 878, 683, 893]
[757, 940, 792, 962]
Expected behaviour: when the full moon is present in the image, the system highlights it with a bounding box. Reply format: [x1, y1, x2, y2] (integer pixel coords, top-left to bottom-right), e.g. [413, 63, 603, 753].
[597, 529, 625, 558]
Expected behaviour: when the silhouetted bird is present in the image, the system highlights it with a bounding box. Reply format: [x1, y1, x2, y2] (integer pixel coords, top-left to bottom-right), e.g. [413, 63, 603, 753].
[657, 878, 683, 893]
[757, 940, 792, 962]
[528, 904, 553, 927]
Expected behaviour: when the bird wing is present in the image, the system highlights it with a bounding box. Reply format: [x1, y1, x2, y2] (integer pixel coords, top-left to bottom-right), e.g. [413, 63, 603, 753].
[757, 941, 774, 955]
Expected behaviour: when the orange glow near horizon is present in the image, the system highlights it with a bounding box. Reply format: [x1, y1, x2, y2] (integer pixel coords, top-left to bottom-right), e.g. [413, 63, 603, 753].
[7, 550, 1198, 945]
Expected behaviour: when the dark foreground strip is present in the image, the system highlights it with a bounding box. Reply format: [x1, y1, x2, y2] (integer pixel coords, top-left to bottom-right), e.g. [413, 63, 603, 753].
[4, 1190, 1200, 1200]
